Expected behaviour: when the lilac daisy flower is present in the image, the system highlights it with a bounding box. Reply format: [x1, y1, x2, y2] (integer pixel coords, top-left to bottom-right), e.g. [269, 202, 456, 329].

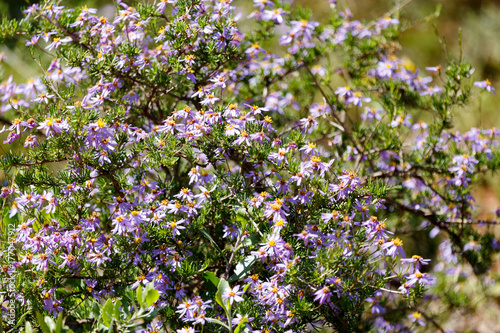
[222, 285, 245, 305]
[408, 311, 425, 326]
[313, 286, 332, 304]
[474, 79, 495, 94]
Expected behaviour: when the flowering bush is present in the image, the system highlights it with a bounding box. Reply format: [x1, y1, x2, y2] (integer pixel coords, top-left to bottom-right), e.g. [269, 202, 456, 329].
[0, 0, 498, 332]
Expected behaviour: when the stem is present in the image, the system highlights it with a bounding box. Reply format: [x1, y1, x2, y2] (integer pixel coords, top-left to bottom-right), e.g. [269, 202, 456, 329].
[210, 318, 231, 332]
[225, 228, 244, 280]
[226, 307, 233, 333]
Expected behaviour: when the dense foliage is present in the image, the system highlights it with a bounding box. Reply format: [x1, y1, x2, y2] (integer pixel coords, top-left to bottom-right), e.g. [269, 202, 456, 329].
[0, 0, 498, 332]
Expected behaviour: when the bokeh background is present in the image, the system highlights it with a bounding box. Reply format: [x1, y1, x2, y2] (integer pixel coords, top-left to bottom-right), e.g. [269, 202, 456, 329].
[0, 0, 499, 331]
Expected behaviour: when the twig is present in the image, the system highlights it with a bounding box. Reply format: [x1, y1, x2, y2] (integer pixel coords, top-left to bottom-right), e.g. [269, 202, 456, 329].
[304, 64, 344, 132]
[370, 285, 406, 295]
[366, 0, 413, 29]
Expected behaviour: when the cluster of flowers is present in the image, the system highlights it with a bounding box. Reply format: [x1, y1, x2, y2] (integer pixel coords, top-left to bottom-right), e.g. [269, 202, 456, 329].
[0, 0, 498, 332]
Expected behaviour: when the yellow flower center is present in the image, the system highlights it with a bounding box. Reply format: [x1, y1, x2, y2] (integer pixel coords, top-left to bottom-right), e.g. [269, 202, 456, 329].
[393, 238, 403, 247]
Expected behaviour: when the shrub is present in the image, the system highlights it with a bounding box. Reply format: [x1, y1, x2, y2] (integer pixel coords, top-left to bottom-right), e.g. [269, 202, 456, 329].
[0, 0, 498, 332]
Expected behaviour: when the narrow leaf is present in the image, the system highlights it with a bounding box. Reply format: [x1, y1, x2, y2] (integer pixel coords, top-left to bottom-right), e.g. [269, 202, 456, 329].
[200, 228, 222, 252]
[136, 283, 145, 308]
[114, 299, 122, 320]
[35, 313, 50, 333]
[55, 313, 63, 333]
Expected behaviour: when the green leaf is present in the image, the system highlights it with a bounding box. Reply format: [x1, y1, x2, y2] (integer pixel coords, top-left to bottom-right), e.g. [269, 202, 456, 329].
[203, 271, 220, 294]
[215, 278, 230, 313]
[141, 307, 161, 321]
[55, 313, 63, 333]
[209, 318, 231, 331]
[25, 321, 33, 333]
[241, 235, 259, 248]
[144, 281, 153, 293]
[91, 301, 101, 319]
[145, 288, 160, 307]
[243, 283, 252, 293]
[121, 296, 132, 319]
[101, 298, 114, 327]
[114, 299, 122, 320]
[44, 316, 56, 332]
[107, 319, 116, 333]
[36, 312, 50, 333]
[197, 258, 211, 273]
[136, 284, 145, 308]
[235, 208, 248, 229]
[200, 228, 222, 252]
[12, 311, 31, 331]
[229, 255, 258, 283]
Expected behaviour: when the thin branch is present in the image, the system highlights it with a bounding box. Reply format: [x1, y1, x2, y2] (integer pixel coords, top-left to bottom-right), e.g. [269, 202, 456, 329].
[370, 285, 406, 295]
[366, 0, 413, 29]
[304, 64, 344, 132]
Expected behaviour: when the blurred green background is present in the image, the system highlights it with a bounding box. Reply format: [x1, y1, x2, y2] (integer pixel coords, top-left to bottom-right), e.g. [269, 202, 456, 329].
[299, 0, 500, 134]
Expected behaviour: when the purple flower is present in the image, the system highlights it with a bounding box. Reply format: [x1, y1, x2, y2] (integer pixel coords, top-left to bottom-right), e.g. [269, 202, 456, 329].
[294, 188, 313, 204]
[25, 35, 39, 46]
[37, 116, 67, 136]
[176, 299, 196, 318]
[390, 114, 412, 127]
[176, 327, 195, 333]
[401, 255, 431, 273]
[232, 314, 254, 327]
[33, 92, 55, 104]
[58, 253, 78, 269]
[406, 270, 434, 286]
[425, 65, 441, 73]
[263, 199, 288, 222]
[408, 311, 425, 326]
[474, 79, 495, 94]
[411, 121, 428, 132]
[3, 131, 19, 144]
[313, 286, 332, 304]
[165, 219, 186, 237]
[269, 148, 289, 165]
[34, 253, 55, 271]
[22, 4, 39, 20]
[131, 274, 150, 290]
[335, 86, 353, 99]
[46, 37, 72, 51]
[361, 107, 384, 121]
[253, 0, 273, 11]
[222, 224, 239, 239]
[222, 285, 245, 305]
[419, 86, 443, 96]
[200, 93, 219, 106]
[262, 8, 285, 24]
[24, 135, 39, 148]
[381, 238, 405, 258]
[346, 91, 371, 106]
